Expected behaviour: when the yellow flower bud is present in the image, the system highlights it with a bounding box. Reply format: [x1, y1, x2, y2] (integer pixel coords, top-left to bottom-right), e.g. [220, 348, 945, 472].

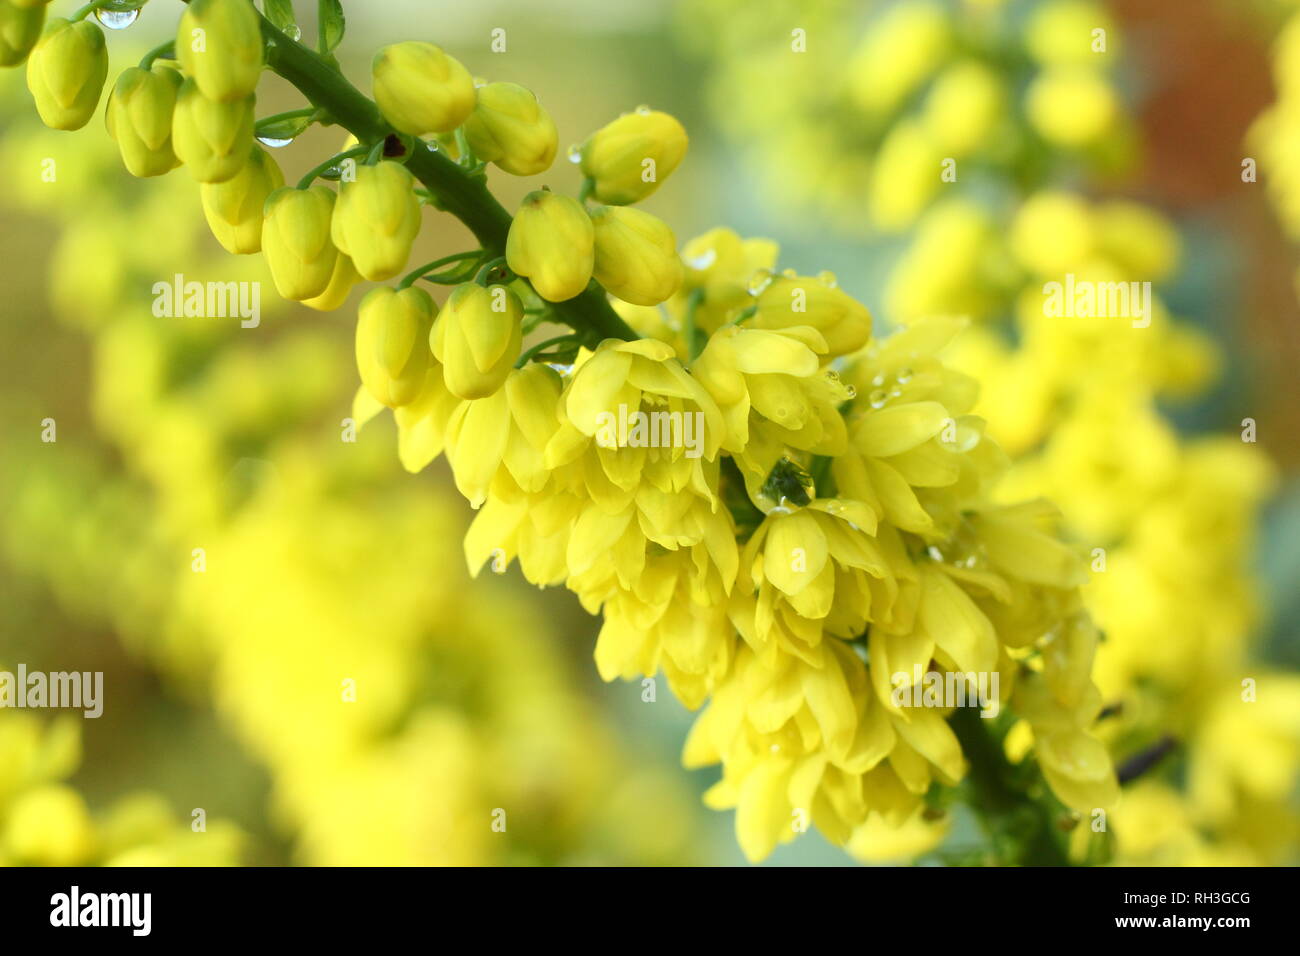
[261, 185, 341, 301]
[4, 785, 96, 866]
[579, 108, 688, 205]
[172, 77, 254, 183]
[330, 160, 422, 282]
[506, 190, 593, 302]
[302, 253, 361, 312]
[176, 0, 263, 103]
[355, 285, 437, 407]
[372, 42, 475, 135]
[200, 145, 284, 254]
[105, 65, 183, 178]
[752, 276, 872, 357]
[431, 283, 523, 399]
[462, 82, 558, 176]
[25, 17, 107, 131]
[0, 1, 45, 68]
[589, 205, 682, 306]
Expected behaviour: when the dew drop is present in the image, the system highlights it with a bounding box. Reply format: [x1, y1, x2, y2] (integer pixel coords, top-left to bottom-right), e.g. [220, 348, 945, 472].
[889, 387, 902, 398]
[844, 385, 857, 399]
[286, 24, 303, 41]
[871, 374, 885, 387]
[566, 143, 582, 164]
[817, 269, 838, 288]
[896, 366, 913, 384]
[473, 76, 488, 89]
[686, 248, 717, 271]
[256, 136, 294, 148]
[781, 267, 798, 278]
[635, 104, 652, 115]
[95, 7, 140, 29]
[746, 268, 774, 296]
[868, 388, 888, 409]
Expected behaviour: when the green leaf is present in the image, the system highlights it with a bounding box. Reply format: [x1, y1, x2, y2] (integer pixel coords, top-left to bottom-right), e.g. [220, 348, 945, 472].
[262, 0, 298, 34]
[319, 0, 346, 54]
[254, 112, 317, 142]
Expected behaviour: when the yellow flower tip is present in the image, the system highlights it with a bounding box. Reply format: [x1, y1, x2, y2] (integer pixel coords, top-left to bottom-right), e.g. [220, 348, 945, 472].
[463, 81, 558, 176]
[177, 0, 264, 104]
[301, 252, 361, 312]
[580, 108, 688, 205]
[200, 145, 285, 255]
[330, 160, 422, 282]
[372, 41, 475, 135]
[105, 65, 184, 179]
[753, 277, 872, 358]
[589, 205, 683, 306]
[431, 282, 523, 400]
[261, 185, 341, 301]
[25, 16, 108, 131]
[355, 285, 438, 408]
[172, 78, 255, 184]
[506, 190, 594, 302]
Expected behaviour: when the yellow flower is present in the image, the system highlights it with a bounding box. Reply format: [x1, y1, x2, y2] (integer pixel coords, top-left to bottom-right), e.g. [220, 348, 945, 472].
[580, 108, 688, 205]
[330, 160, 422, 282]
[4, 784, 96, 865]
[431, 283, 522, 399]
[177, 0, 264, 104]
[355, 285, 437, 408]
[200, 145, 284, 255]
[25, 17, 107, 131]
[105, 65, 183, 178]
[678, 227, 779, 333]
[171, 78, 254, 183]
[506, 190, 594, 302]
[752, 275, 872, 358]
[589, 205, 683, 306]
[372, 41, 475, 135]
[261, 185, 341, 301]
[0, 1, 45, 68]
[462, 82, 558, 176]
[1025, 67, 1117, 147]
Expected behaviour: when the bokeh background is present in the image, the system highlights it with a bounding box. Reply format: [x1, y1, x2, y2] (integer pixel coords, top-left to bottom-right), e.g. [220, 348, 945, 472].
[0, 0, 1297, 865]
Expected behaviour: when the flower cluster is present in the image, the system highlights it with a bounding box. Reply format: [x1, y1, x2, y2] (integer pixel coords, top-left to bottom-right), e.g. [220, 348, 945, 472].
[4, 0, 1122, 863]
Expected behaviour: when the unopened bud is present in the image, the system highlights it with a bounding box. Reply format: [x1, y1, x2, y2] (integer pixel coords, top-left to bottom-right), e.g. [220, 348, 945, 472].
[200, 145, 284, 254]
[172, 77, 254, 183]
[506, 190, 593, 302]
[432, 283, 523, 399]
[372, 41, 475, 135]
[462, 82, 557, 176]
[330, 160, 422, 282]
[589, 205, 682, 306]
[579, 109, 688, 205]
[0, 1, 45, 68]
[105, 65, 183, 178]
[356, 285, 438, 407]
[177, 0, 263, 103]
[25, 17, 107, 131]
[261, 185, 341, 301]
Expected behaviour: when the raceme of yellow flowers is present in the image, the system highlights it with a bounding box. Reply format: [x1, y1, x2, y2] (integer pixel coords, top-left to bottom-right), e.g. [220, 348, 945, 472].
[5, 0, 1128, 863]
[0, 87, 700, 866]
[682, 0, 1298, 862]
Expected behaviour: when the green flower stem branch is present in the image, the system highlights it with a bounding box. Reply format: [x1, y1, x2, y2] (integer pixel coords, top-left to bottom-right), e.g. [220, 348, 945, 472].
[253, 13, 639, 346]
[948, 706, 1073, 866]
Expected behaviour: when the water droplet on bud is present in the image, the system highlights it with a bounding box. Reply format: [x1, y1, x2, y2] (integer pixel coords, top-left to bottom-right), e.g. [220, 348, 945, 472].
[817, 270, 838, 288]
[686, 248, 717, 271]
[781, 267, 798, 278]
[566, 144, 582, 164]
[868, 389, 888, 409]
[635, 104, 652, 115]
[95, 7, 140, 29]
[746, 269, 774, 296]
[256, 136, 293, 148]
[896, 367, 913, 383]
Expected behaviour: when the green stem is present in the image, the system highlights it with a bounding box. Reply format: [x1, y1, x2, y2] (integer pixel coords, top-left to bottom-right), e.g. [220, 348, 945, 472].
[948, 707, 1072, 867]
[516, 334, 579, 368]
[398, 251, 483, 290]
[296, 145, 368, 190]
[256, 106, 320, 130]
[139, 40, 176, 70]
[71, 0, 115, 21]
[257, 14, 637, 346]
[475, 256, 509, 285]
